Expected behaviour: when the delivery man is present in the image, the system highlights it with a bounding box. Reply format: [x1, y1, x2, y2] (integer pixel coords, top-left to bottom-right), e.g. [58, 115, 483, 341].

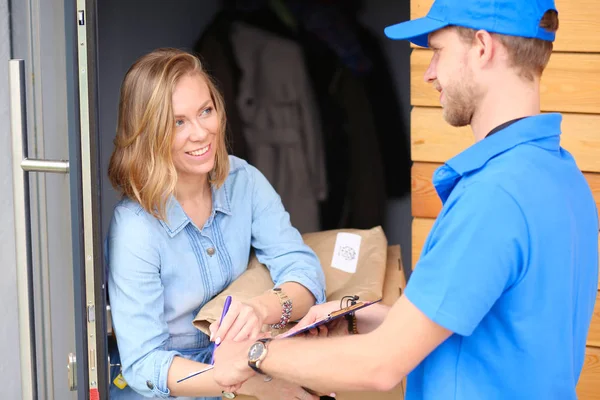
[212, 0, 599, 398]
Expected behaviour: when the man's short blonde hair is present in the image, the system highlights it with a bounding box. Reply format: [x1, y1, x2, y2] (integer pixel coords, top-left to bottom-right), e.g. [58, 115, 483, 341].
[108, 48, 229, 221]
[454, 10, 559, 81]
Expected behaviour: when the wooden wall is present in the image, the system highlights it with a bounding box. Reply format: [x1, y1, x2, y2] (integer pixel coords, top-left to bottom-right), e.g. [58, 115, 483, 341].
[409, 0, 600, 397]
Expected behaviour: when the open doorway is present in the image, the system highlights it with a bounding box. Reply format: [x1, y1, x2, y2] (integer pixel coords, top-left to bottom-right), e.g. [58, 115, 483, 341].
[97, 0, 413, 272]
[96, 1, 413, 397]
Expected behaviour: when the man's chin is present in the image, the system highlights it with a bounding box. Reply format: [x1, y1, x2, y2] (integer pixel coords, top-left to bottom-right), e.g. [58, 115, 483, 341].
[442, 109, 470, 128]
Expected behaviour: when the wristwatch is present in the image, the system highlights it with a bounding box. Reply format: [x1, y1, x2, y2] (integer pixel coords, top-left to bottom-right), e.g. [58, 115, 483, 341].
[248, 338, 271, 374]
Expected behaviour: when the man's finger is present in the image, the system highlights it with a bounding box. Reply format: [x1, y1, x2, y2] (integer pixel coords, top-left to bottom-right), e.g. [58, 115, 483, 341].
[296, 389, 319, 400]
[292, 313, 318, 331]
[318, 325, 328, 337]
[226, 384, 242, 393]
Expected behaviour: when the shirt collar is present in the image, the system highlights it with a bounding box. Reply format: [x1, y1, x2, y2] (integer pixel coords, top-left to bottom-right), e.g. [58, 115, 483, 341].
[447, 113, 562, 175]
[484, 117, 526, 139]
[160, 183, 232, 237]
[433, 113, 563, 203]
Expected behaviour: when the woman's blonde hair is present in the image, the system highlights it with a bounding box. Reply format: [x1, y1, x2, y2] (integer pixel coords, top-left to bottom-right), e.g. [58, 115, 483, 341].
[108, 48, 229, 221]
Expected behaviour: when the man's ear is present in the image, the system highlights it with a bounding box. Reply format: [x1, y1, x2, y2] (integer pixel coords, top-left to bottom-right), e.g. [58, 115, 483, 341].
[473, 30, 495, 68]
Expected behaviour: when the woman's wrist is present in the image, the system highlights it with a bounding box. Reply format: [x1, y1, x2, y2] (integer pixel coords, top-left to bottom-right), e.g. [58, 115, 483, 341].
[248, 288, 291, 326]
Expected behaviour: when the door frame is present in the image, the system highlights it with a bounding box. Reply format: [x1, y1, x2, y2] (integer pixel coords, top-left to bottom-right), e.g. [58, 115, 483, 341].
[75, 0, 109, 398]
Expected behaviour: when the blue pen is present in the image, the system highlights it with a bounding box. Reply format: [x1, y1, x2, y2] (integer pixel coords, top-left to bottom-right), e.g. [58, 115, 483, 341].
[176, 295, 232, 383]
[210, 295, 232, 364]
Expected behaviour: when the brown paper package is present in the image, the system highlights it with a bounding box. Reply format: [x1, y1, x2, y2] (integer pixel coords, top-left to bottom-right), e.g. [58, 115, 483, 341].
[192, 231, 407, 400]
[193, 226, 389, 336]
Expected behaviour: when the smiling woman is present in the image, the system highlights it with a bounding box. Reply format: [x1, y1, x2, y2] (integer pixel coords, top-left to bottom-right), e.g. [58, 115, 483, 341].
[105, 48, 326, 400]
[108, 49, 229, 222]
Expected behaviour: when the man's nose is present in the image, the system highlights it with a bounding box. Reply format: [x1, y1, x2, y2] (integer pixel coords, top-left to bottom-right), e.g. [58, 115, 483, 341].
[424, 57, 436, 83]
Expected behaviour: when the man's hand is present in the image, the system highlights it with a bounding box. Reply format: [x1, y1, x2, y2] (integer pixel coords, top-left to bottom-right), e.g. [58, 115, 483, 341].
[250, 378, 320, 400]
[283, 301, 342, 337]
[213, 337, 257, 390]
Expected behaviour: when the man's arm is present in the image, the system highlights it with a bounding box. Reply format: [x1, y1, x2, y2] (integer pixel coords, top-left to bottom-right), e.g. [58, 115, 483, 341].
[214, 295, 451, 393]
[356, 303, 391, 334]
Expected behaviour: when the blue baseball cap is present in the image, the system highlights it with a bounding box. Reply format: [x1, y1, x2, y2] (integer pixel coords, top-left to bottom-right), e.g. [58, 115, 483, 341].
[385, 0, 557, 47]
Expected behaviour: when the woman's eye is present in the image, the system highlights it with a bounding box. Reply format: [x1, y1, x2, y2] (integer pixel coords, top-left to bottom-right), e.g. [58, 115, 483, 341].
[201, 107, 213, 116]
[175, 119, 184, 127]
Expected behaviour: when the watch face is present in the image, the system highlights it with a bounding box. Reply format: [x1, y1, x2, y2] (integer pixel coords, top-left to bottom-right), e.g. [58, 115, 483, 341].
[248, 342, 265, 362]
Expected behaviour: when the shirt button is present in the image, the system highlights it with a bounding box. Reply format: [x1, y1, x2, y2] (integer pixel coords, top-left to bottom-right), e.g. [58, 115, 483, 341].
[206, 247, 216, 256]
[146, 380, 154, 390]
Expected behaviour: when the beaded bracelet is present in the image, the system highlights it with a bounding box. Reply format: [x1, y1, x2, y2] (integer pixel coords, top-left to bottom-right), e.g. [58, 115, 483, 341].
[270, 287, 293, 329]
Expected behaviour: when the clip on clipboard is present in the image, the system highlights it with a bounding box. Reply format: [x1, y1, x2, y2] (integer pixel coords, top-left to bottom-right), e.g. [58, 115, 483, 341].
[279, 298, 382, 339]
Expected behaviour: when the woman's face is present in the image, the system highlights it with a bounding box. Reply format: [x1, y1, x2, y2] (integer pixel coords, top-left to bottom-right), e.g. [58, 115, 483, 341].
[171, 73, 220, 181]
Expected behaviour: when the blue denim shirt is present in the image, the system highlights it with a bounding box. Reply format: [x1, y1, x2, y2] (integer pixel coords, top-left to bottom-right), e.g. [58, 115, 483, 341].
[106, 156, 326, 398]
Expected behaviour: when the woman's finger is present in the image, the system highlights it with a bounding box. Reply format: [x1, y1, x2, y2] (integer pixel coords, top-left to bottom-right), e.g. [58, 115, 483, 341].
[209, 322, 219, 341]
[250, 322, 263, 340]
[226, 306, 254, 341]
[233, 315, 258, 342]
[213, 301, 241, 343]
[257, 331, 273, 340]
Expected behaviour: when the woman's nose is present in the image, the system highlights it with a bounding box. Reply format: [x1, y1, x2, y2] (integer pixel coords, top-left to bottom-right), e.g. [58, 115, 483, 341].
[189, 122, 208, 141]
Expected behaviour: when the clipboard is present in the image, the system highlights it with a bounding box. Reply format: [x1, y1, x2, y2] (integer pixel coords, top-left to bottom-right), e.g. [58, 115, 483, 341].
[279, 299, 382, 338]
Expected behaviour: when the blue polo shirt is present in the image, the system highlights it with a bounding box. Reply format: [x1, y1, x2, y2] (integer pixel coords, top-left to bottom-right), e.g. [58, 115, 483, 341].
[405, 114, 598, 400]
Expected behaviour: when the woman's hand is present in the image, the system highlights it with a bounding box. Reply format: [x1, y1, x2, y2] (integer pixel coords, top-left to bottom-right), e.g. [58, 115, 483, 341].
[250, 378, 320, 400]
[210, 299, 267, 343]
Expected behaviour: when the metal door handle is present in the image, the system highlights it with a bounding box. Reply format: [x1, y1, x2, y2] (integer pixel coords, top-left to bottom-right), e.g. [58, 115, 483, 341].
[10, 59, 70, 400]
[67, 353, 77, 391]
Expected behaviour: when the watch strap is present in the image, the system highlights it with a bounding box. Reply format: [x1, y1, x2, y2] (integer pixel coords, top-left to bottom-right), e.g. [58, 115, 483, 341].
[248, 338, 271, 374]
